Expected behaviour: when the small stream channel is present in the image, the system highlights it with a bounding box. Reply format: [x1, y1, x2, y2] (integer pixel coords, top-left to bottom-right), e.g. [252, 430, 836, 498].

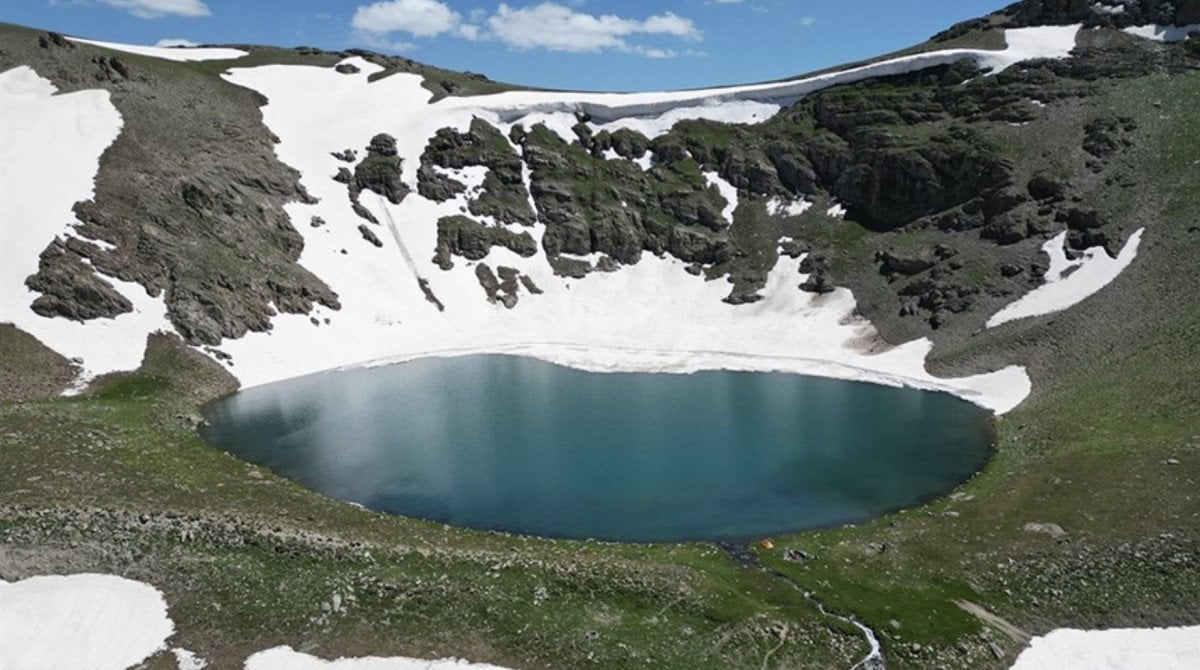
[720, 542, 886, 670]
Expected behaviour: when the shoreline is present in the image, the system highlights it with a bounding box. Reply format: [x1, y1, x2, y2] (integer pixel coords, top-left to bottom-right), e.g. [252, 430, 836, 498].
[238, 340, 1031, 415]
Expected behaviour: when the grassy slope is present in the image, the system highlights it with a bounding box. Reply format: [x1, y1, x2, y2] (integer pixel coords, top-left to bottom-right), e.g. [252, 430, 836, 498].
[0, 338, 861, 668]
[762, 70, 1200, 668]
[1, 19, 1198, 670]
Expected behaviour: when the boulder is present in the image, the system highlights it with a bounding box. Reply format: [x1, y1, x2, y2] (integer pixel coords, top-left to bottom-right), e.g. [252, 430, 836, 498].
[1024, 522, 1068, 540]
[1027, 174, 1066, 201]
[355, 134, 408, 205]
[358, 224, 383, 248]
[25, 240, 133, 321]
[880, 248, 937, 276]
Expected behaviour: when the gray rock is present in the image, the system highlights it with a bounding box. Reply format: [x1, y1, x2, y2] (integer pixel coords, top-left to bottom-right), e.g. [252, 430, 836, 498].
[1024, 522, 1068, 540]
[880, 249, 937, 276]
[358, 224, 383, 248]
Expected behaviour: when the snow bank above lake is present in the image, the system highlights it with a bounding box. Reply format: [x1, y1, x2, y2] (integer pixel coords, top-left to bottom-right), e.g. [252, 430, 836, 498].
[0, 574, 175, 670]
[1010, 626, 1200, 669]
[987, 229, 1143, 328]
[0, 67, 172, 384]
[247, 646, 513, 670]
[221, 54, 1031, 414]
[67, 37, 248, 62]
[444, 25, 1080, 124]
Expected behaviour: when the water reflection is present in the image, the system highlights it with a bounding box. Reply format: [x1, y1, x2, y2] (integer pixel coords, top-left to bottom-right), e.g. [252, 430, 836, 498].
[204, 355, 993, 542]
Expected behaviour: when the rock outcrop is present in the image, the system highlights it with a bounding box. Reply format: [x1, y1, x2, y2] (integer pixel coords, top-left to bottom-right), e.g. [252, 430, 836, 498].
[433, 215, 537, 270]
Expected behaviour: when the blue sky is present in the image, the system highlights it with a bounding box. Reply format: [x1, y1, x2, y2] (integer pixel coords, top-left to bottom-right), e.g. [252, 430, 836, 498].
[2, 1, 1013, 90]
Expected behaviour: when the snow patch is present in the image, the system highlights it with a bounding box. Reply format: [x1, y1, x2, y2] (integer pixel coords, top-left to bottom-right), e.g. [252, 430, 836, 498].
[987, 229, 1143, 328]
[68, 37, 248, 62]
[0, 66, 173, 385]
[0, 574, 175, 670]
[767, 196, 813, 217]
[594, 99, 781, 139]
[246, 646, 513, 669]
[1010, 626, 1200, 670]
[1122, 24, 1200, 42]
[1092, 1, 1128, 16]
[174, 648, 209, 669]
[703, 171, 739, 225]
[0, 574, 508, 670]
[826, 202, 847, 219]
[338, 56, 386, 77]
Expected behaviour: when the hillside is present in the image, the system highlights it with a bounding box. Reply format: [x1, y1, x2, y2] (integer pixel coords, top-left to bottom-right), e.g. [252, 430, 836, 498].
[1, 0, 1198, 668]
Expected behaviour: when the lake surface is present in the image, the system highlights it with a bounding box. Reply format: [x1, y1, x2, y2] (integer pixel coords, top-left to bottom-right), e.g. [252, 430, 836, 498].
[203, 355, 993, 542]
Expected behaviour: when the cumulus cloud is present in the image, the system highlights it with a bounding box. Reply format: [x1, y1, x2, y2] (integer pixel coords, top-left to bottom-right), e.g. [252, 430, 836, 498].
[350, 1, 702, 56]
[486, 3, 699, 53]
[98, 0, 211, 19]
[352, 0, 462, 37]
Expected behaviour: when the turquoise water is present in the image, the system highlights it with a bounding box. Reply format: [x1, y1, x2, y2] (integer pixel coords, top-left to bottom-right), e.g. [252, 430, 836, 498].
[203, 355, 993, 542]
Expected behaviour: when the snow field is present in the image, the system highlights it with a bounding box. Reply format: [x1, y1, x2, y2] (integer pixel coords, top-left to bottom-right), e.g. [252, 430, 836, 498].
[987, 229, 1144, 328]
[0, 67, 171, 384]
[1010, 626, 1200, 670]
[67, 37, 248, 62]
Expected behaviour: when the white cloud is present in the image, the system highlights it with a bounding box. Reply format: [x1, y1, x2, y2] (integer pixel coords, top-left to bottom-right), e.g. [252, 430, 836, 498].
[457, 24, 482, 40]
[352, 0, 461, 37]
[98, 0, 210, 18]
[154, 37, 199, 47]
[486, 2, 700, 53]
[637, 47, 677, 59]
[799, 16, 816, 27]
[349, 1, 701, 57]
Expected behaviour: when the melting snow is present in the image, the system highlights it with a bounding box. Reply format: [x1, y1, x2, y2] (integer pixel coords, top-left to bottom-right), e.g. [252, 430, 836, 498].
[246, 646, 513, 670]
[174, 648, 210, 669]
[1122, 24, 1200, 42]
[446, 25, 1081, 126]
[0, 66, 172, 385]
[703, 171, 739, 225]
[1010, 626, 1200, 670]
[67, 37, 248, 62]
[593, 99, 782, 138]
[215, 54, 1031, 414]
[987, 229, 1143, 328]
[0, 574, 176, 670]
[0, 574, 510, 670]
[767, 197, 813, 217]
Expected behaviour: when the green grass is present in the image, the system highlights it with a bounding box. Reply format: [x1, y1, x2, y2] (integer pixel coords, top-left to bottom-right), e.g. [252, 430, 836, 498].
[756, 70, 1200, 669]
